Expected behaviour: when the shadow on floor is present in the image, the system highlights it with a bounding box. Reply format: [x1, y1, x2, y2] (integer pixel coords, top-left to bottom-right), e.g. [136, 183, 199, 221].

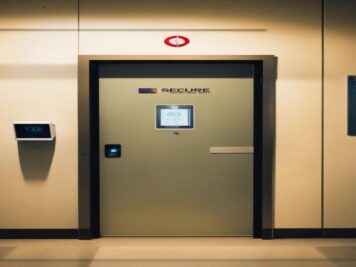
[0, 247, 16, 259]
[316, 246, 356, 260]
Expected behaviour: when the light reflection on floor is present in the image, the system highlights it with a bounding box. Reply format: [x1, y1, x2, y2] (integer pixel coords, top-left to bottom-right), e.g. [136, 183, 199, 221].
[0, 237, 356, 266]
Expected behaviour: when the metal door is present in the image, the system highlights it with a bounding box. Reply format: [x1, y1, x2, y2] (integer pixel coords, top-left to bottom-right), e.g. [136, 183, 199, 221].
[99, 77, 253, 236]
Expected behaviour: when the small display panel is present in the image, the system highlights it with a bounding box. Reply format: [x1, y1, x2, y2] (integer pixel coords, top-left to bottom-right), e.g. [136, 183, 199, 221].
[156, 105, 194, 129]
[348, 76, 356, 135]
[105, 144, 121, 158]
[14, 123, 54, 140]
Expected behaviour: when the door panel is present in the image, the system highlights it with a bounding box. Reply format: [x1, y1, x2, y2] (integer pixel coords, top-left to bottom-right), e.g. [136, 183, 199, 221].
[99, 78, 253, 236]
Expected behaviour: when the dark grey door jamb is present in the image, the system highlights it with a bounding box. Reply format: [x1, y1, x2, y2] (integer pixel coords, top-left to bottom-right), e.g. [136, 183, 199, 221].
[78, 55, 277, 240]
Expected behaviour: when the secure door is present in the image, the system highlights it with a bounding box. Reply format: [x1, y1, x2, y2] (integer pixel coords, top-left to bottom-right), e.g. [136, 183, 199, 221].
[99, 77, 254, 236]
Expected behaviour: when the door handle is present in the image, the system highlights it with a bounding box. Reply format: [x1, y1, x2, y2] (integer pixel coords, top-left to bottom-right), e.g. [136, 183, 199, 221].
[209, 146, 254, 154]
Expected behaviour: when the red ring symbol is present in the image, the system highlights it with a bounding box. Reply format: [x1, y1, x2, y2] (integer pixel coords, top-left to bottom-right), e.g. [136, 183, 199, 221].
[164, 36, 190, 48]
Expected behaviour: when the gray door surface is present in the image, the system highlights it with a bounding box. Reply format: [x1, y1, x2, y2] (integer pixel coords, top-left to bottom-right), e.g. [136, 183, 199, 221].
[99, 78, 254, 236]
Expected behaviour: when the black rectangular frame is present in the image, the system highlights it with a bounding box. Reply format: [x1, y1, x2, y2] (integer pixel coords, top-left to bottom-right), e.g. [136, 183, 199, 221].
[78, 55, 277, 239]
[348, 76, 356, 135]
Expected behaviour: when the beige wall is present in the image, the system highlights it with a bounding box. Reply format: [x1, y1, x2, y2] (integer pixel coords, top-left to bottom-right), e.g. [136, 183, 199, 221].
[324, 0, 356, 228]
[0, 1, 78, 228]
[84, 0, 323, 230]
[0, 0, 354, 230]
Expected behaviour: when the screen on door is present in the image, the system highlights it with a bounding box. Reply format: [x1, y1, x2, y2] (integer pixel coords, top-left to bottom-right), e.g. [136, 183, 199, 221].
[156, 105, 194, 129]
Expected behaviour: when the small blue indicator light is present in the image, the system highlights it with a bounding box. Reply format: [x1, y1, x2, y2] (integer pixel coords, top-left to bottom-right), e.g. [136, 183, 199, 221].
[105, 144, 121, 158]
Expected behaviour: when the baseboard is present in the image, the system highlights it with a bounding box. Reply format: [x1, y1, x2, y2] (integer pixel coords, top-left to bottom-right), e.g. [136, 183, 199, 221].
[261, 228, 274, 239]
[1, 228, 355, 239]
[274, 228, 356, 238]
[323, 228, 356, 238]
[0, 229, 78, 239]
[78, 228, 93, 240]
[274, 228, 322, 238]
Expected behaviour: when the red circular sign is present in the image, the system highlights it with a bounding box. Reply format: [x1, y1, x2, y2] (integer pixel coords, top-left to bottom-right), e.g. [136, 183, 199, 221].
[164, 36, 190, 47]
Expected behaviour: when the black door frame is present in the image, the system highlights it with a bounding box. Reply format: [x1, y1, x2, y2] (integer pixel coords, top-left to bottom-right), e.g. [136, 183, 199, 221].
[78, 55, 277, 240]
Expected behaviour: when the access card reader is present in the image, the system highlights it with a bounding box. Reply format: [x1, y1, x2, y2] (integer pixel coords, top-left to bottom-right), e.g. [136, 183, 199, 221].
[14, 121, 56, 141]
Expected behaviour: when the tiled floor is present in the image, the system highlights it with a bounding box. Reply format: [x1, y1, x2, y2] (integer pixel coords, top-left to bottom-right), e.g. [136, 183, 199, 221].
[0, 237, 356, 266]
